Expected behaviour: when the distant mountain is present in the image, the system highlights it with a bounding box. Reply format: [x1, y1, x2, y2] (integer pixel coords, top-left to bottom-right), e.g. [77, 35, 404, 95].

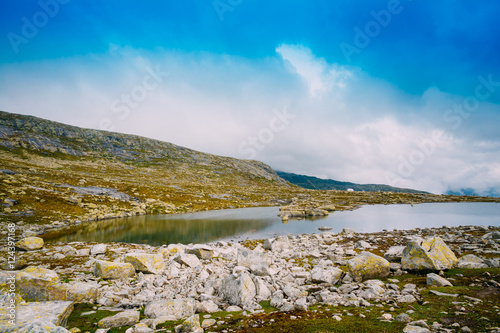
[446, 188, 499, 198]
[276, 171, 429, 194]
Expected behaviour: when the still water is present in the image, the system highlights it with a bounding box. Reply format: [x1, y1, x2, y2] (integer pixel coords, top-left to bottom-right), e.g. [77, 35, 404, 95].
[43, 202, 500, 246]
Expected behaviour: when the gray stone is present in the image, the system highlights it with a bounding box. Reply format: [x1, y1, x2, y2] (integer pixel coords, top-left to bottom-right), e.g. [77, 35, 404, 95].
[15, 237, 44, 251]
[91, 244, 107, 256]
[124, 253, 166, 274]
[98, 310, 140, 328]
[66, 282, 98, 303]
[396, 313, 412, 323]
[186, 245, 214, 260]
[403, 325, 431, 333]
[311, 266, 343, 284]
[217, 272, 256, 308]
[174, 254, 202, 268]
[384, 246, 406, 262]
[0, 301, 73, 332]
[196, 300, 219, 313]
[237, 248, 270, 268]
[144, 298, 196, 320]
[174, 314, 203, 333]
[94, 260, 136, 279]
[457, 254, 488, 269]
[426, 273, 452, 287]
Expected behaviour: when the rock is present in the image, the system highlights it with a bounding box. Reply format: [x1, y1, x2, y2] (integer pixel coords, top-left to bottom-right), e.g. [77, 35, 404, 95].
[197, 300, 219, 313]
[16, 266, 67, 301]
[15, 237, 44, 251]
[124, 253, 166, 274]
[144, 298, 196, 320]
[426, 273, 452, 287]
[318, 226, 332, 231]
[125, 323, 154, 333]
[90, 244, 107, 256]
[186, 245, 214, 260]
[347, 252, 390, 282]
[94, 260, 136, 279]
[1, 259, 27, 270]
[294, 297, 308, 311]
[355, 240, 371, 249]
[226, 305, 243, 312]
[174, 254, 202, 268]
[403, 325, 431, 333]
[0, 301, 73, 332]
[401, 237, 457, 271]
[98, 310, 140, 328]
[174, 314, 203, 333]
[66, 282, 99, 303]
[384, 246, 406, 262]
[202, 318, 216, 328]
[264, 236, 291, 252]
[485, 258, 500, 268]
[217, 272, 256, 308]
[396, 313, 412, 323]
[429, 290, 459, 297]
[250, 264, 271, 276]
[457, 254, 488, 269]
[311, 266, 343, 284]
[237, 248, 270, 268]
[342, 228, 355, 235]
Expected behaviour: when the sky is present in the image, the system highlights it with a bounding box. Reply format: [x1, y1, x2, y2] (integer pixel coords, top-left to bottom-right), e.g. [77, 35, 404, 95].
[1, 0, 500, 196]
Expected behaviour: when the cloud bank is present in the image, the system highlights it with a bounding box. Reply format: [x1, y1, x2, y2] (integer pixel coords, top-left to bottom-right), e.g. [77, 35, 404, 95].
[1, 45, 499, 196]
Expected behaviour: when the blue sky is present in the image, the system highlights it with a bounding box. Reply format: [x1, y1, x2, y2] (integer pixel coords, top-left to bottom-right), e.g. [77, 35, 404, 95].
[1, 1, 500, 195]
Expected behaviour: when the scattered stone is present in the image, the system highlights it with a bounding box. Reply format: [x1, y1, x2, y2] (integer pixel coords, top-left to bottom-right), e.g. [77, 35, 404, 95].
[202, 318, 216, 328]
[457, 254, 488, 269]
[91, 244, 107, 256]
[124, 253, 166, 274]
[15, 237, 44, 251]
[426, 273, 452, 287]
[66, 282, 99, 303]
[311, 266, 343, 284]
[217, 272, 256, 308]
[396, 313, 412, 323]
[237, 247, 270, 268]
[174, 314, 203, 333]
[144, 298, 196, 320]
[429, 290, 459, 297]
[384, 246, 406, 262]
[0, 301, 73, 332]
[98, 310, 140, 328]
[186, 245, 215, 260]
[174, 254, 202, 268]
[94, 260, 136, 279]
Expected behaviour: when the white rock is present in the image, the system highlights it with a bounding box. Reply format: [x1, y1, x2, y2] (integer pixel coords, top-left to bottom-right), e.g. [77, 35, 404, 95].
[426, 273, 452, 287]
[91, 244, 107, 256]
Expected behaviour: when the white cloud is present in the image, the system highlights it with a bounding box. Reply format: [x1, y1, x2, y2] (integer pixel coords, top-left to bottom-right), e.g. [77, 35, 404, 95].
[0, 44, 499, 195]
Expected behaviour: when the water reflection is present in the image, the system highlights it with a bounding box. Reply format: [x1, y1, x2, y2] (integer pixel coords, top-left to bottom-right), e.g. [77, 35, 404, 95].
[43, 203, 500, 245]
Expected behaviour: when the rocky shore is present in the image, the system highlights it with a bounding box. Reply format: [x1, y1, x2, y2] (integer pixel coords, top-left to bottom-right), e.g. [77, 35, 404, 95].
[1, 224, 500, 333]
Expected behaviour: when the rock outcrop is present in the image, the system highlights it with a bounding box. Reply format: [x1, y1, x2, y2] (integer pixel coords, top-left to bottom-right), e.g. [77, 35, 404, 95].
[401, 237, 457, 271]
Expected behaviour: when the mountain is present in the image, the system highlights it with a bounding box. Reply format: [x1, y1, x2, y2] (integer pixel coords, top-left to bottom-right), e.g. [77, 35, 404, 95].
[1, 110, 497, 235]
[276, 171, 429, 194]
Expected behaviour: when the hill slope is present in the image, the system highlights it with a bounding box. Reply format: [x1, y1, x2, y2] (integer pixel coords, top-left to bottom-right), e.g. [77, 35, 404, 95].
[276, 171, 428, 194]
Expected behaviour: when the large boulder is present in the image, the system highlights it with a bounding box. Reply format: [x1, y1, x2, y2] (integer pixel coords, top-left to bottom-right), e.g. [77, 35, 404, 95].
[15, 237, 44, 251]
[311, 266, 343, 284]
[124, 253, 166, 274]
[98, 310, 140, 328]
[0, 301, 73, 332]
[217, 272, 256, 308]
[16, 267, 67, 301]
[144, 298, 196, 320]
[237, 248, 270, 268]
[347, 252, 390, 282]
[94, 260, 136, 279]
[401, 237, 457, 271]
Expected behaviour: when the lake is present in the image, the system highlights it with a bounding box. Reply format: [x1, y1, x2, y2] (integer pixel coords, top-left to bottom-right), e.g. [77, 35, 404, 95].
[42, 202, 500, 246]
